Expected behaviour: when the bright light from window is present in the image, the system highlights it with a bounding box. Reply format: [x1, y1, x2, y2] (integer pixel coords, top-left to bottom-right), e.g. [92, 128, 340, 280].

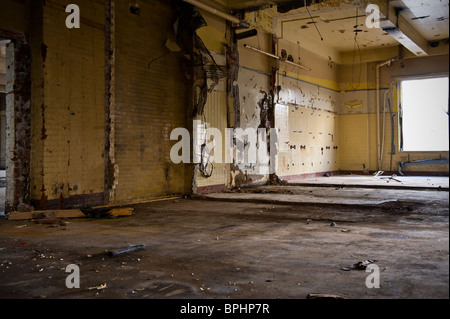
[401, 77, 449, 152]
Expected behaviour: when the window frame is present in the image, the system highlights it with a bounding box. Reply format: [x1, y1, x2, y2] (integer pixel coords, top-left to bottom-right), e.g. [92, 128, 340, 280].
[397, 73, 449, 153]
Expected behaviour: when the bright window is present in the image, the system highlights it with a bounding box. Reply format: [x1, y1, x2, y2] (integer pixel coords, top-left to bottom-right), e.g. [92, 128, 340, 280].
[400, 76, 449, 152]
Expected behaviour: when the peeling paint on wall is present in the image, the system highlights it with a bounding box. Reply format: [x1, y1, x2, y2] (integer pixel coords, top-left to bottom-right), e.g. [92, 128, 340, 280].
[228, 32, 273, 188]
[274, 39, 340, 179]
[4, 37, 32, 212]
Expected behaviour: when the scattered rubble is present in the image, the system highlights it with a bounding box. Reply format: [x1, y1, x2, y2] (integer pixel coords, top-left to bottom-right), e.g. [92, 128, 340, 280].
[341, 259, 377, 271]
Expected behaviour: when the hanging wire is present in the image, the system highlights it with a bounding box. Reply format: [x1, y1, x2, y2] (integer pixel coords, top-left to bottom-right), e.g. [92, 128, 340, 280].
[305, 4, 323, 41]
[350, 6, 362, 90]
[148, 51, 172, 69]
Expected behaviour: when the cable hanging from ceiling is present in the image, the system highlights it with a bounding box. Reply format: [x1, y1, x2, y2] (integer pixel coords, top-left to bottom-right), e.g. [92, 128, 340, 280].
[350, 5, 363, 91]
[305, 2, 323, 41]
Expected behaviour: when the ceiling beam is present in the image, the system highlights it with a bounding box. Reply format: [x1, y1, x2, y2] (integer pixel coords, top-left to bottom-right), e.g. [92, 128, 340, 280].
[375, 0, 429, 56]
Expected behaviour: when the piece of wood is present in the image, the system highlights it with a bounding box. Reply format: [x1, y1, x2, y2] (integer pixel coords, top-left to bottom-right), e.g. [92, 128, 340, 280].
[92, 196, 182, 209]
[33, 210, 86, 218]
[7, 207, 136, 221]
[8, 209, 86, 221]
[107, 208, 134, 216]
[7, 211, 33, 221]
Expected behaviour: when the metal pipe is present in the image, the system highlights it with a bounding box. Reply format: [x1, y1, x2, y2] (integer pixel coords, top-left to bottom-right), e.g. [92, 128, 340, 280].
[380, 89, 390, 170]
[107, 244, 145, 257]
[244, 44, 311, 71]
[244, 44, 279, 59]
[376, 57, 399, 171]
[182, 0, 250, 28]
[236, 29, 258, 40]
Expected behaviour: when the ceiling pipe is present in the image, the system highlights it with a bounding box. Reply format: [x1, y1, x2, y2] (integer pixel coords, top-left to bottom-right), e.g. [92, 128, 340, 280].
[236, 29, 258, 40]
[182, 0, 250, 28]
[244, 44, 311, 71]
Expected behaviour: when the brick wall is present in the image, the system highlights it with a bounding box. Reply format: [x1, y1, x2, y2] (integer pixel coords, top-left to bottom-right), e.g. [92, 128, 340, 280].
[111, 0, 192, 204]
[31, 0, 106, 209]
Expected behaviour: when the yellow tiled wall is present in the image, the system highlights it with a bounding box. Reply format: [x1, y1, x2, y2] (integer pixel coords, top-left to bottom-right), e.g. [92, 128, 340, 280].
[275, 39, 340, 178]
[30, 0, 106, 204]
[111, 0, 192, 204]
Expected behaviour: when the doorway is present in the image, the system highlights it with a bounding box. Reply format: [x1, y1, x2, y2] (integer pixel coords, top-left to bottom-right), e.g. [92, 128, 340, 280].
[0, 39, 8, 215]
[0, 31, 31, 215]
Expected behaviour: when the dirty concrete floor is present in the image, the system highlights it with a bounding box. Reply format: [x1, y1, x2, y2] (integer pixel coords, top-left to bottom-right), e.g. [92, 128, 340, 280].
[0, 176, 448, 301]
[287, 175, 449, 190]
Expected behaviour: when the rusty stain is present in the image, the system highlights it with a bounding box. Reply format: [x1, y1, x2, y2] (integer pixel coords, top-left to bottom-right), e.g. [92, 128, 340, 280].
[58, 193, 64, 209]
[165, 166, 170, 182]
[139, 133, 146, 162]
[41, 104, 47, 140]
[41, 43, 47, 63]
[39, 195, 48, 209]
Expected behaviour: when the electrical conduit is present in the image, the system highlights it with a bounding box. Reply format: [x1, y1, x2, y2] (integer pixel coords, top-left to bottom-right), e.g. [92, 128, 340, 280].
[182, 0, 250, 28]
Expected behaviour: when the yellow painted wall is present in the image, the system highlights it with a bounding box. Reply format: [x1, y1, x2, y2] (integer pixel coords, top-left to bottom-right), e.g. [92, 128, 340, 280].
[338, 114, 371, 171]
[30, 0, 106, 204]
[2, 0, 447, 209]
[338, 54, 449, 174]
[111, 0, 192, 204]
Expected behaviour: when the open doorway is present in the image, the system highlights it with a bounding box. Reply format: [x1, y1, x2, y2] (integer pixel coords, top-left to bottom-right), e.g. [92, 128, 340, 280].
[0, 39, 8, 216]
[0, 32, 31, 215]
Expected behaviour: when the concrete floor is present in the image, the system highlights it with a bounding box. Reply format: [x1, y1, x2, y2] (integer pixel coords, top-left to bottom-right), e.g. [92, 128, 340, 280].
[0, 175, 448, 300]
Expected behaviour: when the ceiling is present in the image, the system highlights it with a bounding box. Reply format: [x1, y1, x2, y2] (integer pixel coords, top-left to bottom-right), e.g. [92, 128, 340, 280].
[224, 0, 450, 56]
[275, 6, 399, 52]
[395, 0, 449, 41]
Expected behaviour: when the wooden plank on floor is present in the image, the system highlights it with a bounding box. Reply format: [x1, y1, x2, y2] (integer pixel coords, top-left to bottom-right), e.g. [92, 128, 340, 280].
[7, 212, 33, 221]
[8, 209, 86, 221]
[34, 210, 86, 218]
[107, 208, 134, 216]
[7, 208, 136, 220]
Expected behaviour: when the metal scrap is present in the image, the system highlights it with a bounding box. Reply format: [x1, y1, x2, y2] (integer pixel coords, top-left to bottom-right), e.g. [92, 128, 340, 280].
[341, 259, 377, 271]
[107, 244, 145, 258]
[87, 283, 107, 291]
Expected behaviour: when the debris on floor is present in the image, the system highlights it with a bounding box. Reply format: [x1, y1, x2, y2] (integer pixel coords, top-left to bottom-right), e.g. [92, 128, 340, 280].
[380, 174, 402, 183]
[16, 203, 34, 212]
[341, 259, 377, 271]
[33, 219, 68, 230]
[107, 244, 145, 257]
[107, 208, 134, 217]
[7, 207, 134, 221]
[267, 174, 288, 185]
[8, 209, 86, 221]
[306, 293, 347, 299]
[81, 206, 134, 218]
[87, 283, 107, 291]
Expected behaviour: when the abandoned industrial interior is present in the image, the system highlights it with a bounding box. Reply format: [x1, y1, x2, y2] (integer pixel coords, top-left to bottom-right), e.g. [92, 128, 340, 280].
[0, 0, 448, 303]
